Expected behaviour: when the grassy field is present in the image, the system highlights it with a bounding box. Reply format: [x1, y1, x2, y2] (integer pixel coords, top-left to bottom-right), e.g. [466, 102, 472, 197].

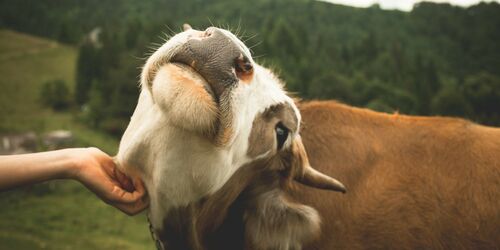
[0, 30, 153, 249]
[0, 30, 74, 132]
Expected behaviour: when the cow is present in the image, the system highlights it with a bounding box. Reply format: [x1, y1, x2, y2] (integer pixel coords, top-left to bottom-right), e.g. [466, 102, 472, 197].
[297, 101, 500, 249]
[116, 25, 500, 249]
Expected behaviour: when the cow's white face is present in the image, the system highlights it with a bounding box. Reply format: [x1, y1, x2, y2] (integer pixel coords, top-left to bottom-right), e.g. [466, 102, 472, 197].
[116, 26, 344, 232]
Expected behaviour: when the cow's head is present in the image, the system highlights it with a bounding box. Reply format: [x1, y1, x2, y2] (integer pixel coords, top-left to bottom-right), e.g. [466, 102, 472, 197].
[117, 25, 345, 248]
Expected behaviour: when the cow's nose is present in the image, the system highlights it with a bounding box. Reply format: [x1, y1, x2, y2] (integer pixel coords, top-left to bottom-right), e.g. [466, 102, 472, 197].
[172, 27, 250, 99]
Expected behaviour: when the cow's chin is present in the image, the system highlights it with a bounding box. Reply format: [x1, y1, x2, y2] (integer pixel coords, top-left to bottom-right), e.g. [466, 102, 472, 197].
[152, 63, 219, 135]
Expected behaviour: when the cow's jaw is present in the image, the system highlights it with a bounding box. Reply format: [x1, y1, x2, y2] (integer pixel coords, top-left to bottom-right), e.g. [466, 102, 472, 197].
[116, 27, 299, 229]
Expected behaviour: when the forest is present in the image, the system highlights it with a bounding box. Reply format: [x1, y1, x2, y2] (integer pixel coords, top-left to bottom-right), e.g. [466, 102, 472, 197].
[1, 0, 499, 135]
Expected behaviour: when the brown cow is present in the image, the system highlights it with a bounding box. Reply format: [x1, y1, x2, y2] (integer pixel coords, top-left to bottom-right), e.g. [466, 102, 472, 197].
[116, 25, 500, 249]
[117, 25, 346, 249]
[296, 101, 500, 249]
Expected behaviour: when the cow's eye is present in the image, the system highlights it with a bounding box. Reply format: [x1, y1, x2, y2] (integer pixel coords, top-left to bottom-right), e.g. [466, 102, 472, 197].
[275, 123, 289, 150]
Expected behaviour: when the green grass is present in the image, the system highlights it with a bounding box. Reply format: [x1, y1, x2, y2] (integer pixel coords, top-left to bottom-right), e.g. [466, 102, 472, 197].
[0, 181, 152, 250]
[0, 30, 76, 131]
[0, 30, 153, 249]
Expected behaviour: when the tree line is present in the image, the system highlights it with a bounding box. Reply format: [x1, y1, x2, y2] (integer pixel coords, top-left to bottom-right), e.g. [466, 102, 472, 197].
[1, 0, 499, 135]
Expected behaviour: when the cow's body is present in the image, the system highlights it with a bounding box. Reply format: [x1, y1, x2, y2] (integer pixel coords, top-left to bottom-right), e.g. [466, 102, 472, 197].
[294, 101, 500, 249]
[118, 26, 499, 249]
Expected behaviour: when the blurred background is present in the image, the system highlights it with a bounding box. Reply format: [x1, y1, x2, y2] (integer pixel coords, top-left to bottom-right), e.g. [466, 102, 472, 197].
[0, 0, 499, 248]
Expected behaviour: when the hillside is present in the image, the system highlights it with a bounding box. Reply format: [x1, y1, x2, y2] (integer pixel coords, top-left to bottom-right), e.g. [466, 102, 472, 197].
[1, 0, 498, 129]
[0, 29, 75, 131]
[0, 30, 152, 249]
[0, 29, 119, 152]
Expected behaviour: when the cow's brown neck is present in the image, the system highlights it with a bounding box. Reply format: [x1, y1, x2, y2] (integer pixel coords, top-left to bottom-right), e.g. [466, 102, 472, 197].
[155, 193, 248, 250]
[153, 161, 280, 250]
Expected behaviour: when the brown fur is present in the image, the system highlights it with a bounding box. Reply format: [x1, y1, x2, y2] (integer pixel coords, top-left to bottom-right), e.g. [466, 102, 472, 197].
[156, 104, 319, 249]
[156, 100, 499, 249]
[213, 87, 236, 147]
[156, 155, 319, 250]
[157, 162, 264, 250]
[243, 151, 322, 250]
[237, 70, 254, 83]
[294, 101, 500, 249]
[247, 103, 299, 158]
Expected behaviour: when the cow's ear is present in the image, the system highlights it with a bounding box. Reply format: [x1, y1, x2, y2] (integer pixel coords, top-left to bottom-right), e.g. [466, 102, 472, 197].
[291, 136, 347, 193]
[243, 189, 320, 249]
[183, 23, 192, 31]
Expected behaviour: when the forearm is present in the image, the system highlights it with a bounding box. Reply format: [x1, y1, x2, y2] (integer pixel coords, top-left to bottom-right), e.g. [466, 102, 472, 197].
[0, 147, 148, 214]
[0, 149, 77, 191]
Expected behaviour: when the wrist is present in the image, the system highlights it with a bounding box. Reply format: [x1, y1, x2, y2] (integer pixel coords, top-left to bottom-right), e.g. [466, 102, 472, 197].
[61, 148, 86, 180]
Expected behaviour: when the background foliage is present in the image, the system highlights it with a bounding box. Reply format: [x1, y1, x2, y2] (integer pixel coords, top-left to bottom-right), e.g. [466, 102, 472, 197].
[2, 0, 499, 134]
[0, 29, 152, 249]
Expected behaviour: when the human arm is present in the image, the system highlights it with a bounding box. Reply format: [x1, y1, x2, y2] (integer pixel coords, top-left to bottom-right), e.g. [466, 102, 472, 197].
[0, 147, 148, 215]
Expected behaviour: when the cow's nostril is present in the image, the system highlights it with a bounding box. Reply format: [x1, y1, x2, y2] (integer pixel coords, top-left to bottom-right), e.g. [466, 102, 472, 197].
[235, 55, 254, 82]
[235, 55, 253, 77]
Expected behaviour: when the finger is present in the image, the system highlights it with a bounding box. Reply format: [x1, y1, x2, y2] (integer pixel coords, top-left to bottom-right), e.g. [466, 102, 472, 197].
[114, 167, 134, 192]
[132, 177, 146, 194]
[113, 196, 150, 216]
[109, 185, 144, 204]
[108, 178, 147, 204]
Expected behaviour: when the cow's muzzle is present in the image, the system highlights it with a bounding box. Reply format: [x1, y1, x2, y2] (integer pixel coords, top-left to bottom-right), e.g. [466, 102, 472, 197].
[171, 27, 253, 100]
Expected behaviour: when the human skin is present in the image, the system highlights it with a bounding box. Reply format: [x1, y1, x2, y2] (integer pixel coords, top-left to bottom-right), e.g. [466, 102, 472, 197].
[0, 147, 148, 215]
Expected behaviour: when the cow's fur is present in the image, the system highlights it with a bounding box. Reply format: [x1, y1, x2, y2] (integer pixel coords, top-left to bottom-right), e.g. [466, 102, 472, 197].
[148, 100, 500, 249]
[116, 27, 306, 232]
[116, 27, 343, 249]
[117, 26, 499, 249]
[295, 101, 500, 249]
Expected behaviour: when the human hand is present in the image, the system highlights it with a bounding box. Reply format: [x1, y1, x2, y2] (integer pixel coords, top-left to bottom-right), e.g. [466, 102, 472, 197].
[70, 147, 149, 215]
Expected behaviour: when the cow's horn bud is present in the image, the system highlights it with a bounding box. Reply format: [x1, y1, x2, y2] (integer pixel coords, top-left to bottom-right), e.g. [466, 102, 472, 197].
[183, 23, 192, 31]
[296, 165, 347, 193]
